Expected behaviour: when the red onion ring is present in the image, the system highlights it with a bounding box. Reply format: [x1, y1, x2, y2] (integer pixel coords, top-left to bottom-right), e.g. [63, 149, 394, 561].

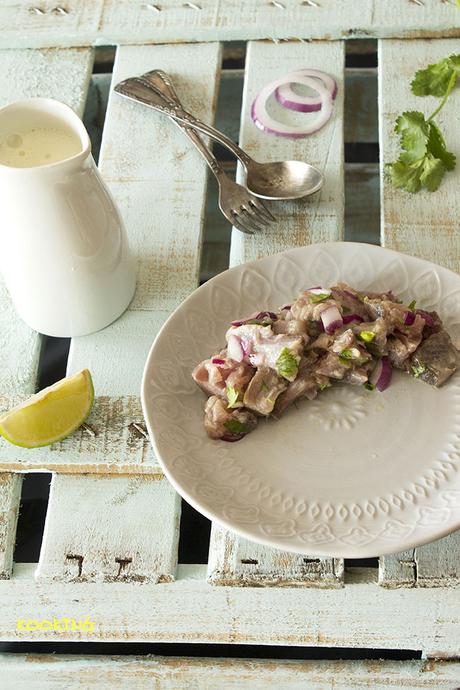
[251, 74, 333, 138]
[275, 70, 337, 112]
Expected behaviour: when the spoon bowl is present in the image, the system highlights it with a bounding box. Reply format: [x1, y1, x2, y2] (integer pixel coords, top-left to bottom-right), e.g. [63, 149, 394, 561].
[246, 159, 324, 200]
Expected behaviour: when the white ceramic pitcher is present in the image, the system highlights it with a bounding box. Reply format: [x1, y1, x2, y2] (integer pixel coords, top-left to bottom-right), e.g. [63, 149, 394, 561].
[0, 97, 136, 337]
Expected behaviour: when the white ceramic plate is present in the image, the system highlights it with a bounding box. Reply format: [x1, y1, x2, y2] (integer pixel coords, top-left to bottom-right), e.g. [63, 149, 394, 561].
[141, 242, 460, 557]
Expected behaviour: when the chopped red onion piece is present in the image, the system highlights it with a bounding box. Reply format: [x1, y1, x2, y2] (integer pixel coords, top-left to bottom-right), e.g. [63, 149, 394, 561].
[227, 334, 244, 362]
[241, 339, 252, 358]
[211, 357, 225, 365]
[231, 311, 276, 327]
[416, 309, 435, 327]
[404, 311, 416, 326]
[369, 356, 392, 392]
[342, 313, 364, 325]
[280, 304, 291, 311]
[320, 305, 343, 334]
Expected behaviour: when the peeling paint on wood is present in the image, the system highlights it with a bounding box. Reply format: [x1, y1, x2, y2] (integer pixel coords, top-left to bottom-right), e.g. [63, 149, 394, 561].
[0, 2, 460, 49]
[2, 655, 460, 689]
[378, 38, 460, 588]
[207, 524, 344, 588]
[1, 564, 459, 655]
[36, 474, 180, 583]
[0, 474, 22, 579]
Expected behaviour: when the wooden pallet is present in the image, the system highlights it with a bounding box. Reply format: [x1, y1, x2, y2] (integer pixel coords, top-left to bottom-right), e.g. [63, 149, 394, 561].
[0, 5, 460, 685]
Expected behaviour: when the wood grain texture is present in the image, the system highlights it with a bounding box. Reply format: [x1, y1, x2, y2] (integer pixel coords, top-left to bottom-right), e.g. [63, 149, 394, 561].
[0, 474, 22, 579]
[380, 533, 460, 589]
[2, 655, 460, 689]
[35, 474, 180, 582]
[207, 524, 343, 588]
[210, 40, 345, 588]
[35, 43, 222, 582]
[379, 39, 460, 272]
[2, 564, 460, 655]
[229, 40, 345, 266]
[0, 2, 459, 49]
[0, 394, 160, 474]
[379, 38, 460, 588]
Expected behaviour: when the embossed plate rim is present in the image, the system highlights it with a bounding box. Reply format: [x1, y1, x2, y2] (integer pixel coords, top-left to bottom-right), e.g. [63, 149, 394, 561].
[141, 242, 460, 557]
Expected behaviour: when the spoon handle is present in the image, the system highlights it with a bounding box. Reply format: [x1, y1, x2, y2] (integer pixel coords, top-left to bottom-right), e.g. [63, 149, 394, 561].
[114, 75, 253, 169]
[140, 71, 225, 178]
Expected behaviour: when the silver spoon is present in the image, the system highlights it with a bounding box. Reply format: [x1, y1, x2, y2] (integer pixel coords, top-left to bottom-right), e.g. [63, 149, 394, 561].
[114, 74, 324, 201]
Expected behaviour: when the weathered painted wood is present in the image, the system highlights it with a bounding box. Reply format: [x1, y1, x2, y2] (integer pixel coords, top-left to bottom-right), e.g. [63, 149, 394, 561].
[0, 42, 222, 478]
[36, 43, 222, 581]
[230, 40, 345, 265]
[207, 524, 344, 588]
[378, 39, 460, 588]
[209, 40, 345, 588]
[1, 2, 460, 49]
[380, 533, 460, 589]
[0, 394, 159, 474]
[2, 564, 459, 655]
[36, 474, 180, 582]
[0, 47, 93, 582]
[2, 655, 460, 690]
[0, 474, 22, 579]
[379, 39, 460, 273]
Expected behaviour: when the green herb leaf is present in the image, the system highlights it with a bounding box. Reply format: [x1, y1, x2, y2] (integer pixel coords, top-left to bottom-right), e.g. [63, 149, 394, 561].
[319, 382, 330, 391]
[358, 331, 376, 343]
[364, 382, 375, 391]
[395, 111, 430, 161]
[275, 348, 299, 380]
[340, 348, 354, 359]
[411, 54, 460, 98]
[308, 291, 331, 304]
[408, 299, 416, 312]
[419, 153, 447, 192]
[224, 419, 249, 435]
[226, 385, 240, 408]
[427, 122, 456, 171]
[388, 55, 459, 194]
[411, 364, 426, 378]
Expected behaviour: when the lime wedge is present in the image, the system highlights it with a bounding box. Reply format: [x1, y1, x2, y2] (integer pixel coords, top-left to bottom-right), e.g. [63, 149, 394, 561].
[0, 369, 94, 448]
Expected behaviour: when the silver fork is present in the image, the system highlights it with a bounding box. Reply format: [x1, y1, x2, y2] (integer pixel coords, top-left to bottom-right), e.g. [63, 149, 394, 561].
[114, 73, 275, 235]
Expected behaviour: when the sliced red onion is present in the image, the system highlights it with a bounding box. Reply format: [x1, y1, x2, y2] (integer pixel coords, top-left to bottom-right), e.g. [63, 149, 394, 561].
[275, 70, 337, 112]
[231, 311, 277, 327]
[343, 313, 364, 325]
[211, 357, 225, 365]
[251, 74, 333, 138]
[280, 304, 291, 311]
[369, 357, 392, 392]
[227, 334, 244, 362]
[320, 305, 343, 334]
[308, 287, 331, 297]
[416, 309, 435, 327]
[404, 311, 416, 326]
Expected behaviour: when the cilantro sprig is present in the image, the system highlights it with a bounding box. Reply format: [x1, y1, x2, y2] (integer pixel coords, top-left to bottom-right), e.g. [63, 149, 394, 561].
[388, 53, 460, 193]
